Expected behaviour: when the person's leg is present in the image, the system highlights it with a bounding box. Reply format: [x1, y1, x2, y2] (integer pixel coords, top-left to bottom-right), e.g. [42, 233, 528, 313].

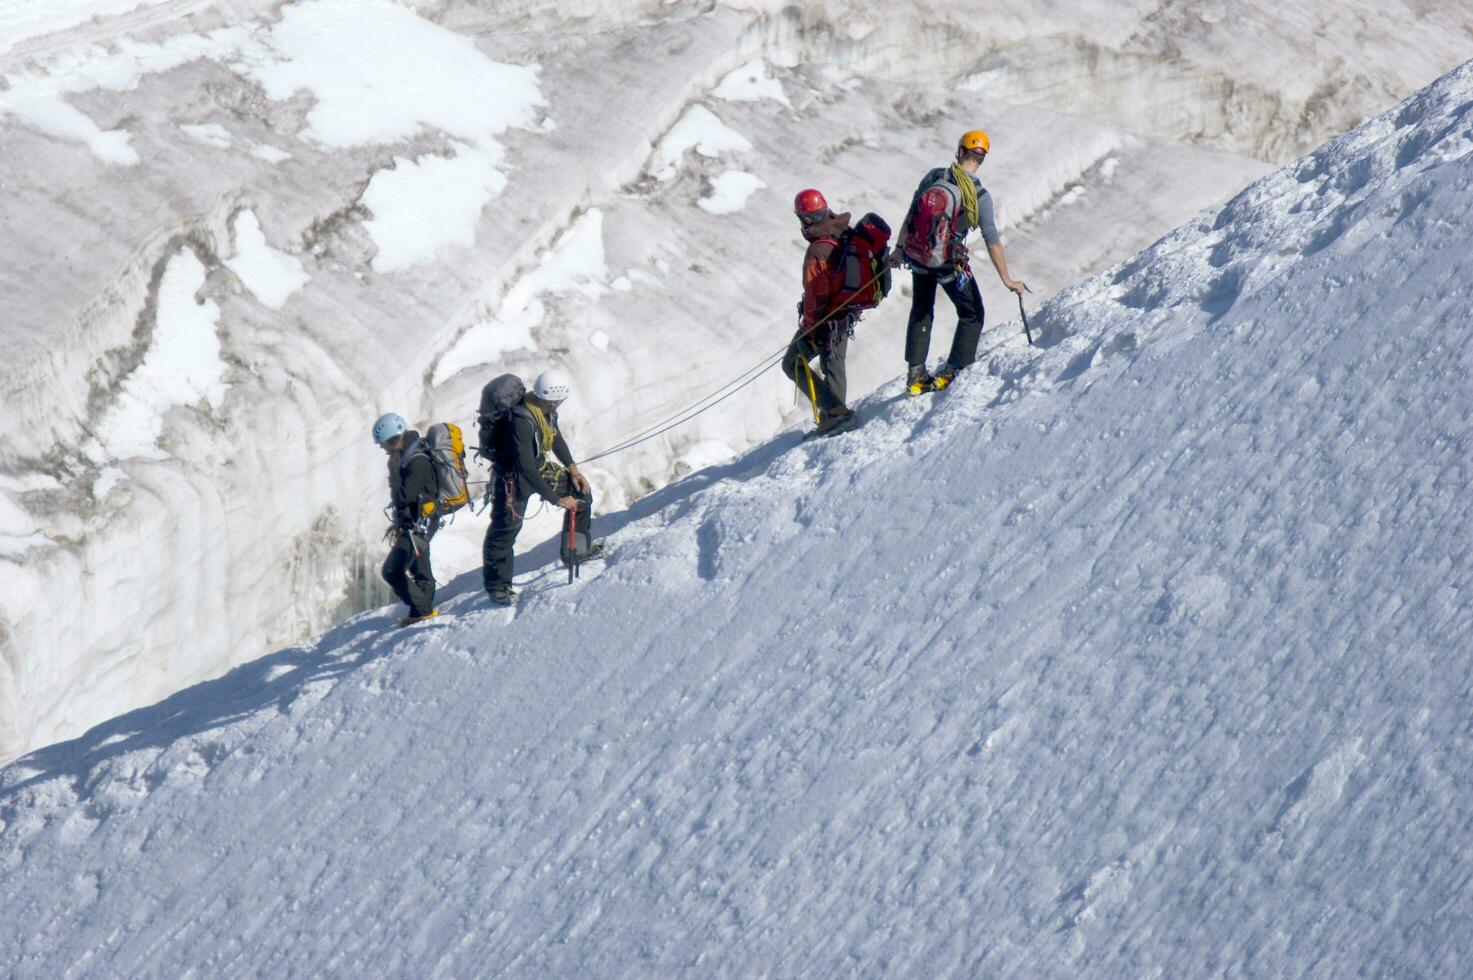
[577, 478, 593, 544]
[381, 536, 415, 608]
[820, 328, 849, 409]
[404, 529, 436, 617]
[786, 330, 842, 414]
[942, 273, 985, 370]
[781, 329, 806, 385]
[555, 470, 596, 562]
[482, 475, 524, 593]
[904, 270, 939, 370]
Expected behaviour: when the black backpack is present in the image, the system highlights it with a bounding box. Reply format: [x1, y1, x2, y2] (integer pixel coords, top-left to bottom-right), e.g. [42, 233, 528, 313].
[476, 374, 526, 460]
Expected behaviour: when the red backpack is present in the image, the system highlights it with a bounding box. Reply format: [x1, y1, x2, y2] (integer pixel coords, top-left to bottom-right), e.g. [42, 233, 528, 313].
[823, 212, 892, 315]
[902, 174, 961, 270]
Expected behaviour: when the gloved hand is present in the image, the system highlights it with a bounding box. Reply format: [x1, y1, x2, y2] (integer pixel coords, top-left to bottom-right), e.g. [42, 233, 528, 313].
[568, 466, 590, 495]
[420, 500, 437, 517]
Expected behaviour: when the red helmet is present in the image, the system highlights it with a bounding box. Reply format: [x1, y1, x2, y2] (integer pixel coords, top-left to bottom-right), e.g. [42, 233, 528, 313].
[793, 188, 828, 216]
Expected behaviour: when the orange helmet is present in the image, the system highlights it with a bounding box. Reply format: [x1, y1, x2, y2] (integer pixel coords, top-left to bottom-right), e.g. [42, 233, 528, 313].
[958, 130, 991, 156]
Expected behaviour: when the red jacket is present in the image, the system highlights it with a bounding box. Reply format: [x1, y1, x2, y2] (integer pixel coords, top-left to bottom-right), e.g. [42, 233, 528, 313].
[800, 211, 852, 336]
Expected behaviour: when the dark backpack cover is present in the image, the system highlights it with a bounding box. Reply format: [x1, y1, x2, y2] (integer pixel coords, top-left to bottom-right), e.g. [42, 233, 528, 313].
[477, 373, 526, 459]
[827, 212, 892, 314]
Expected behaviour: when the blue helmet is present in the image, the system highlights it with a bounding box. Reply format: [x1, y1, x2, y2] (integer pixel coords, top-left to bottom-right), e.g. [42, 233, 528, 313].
[372, 412, 407, 445]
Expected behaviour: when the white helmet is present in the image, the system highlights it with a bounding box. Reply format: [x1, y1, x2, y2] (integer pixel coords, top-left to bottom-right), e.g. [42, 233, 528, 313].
[533, 368, 572, 403]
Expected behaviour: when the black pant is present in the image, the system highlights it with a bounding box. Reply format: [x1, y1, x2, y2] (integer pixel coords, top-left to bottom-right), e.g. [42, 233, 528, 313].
[382, 526, 437, 617]
[783, 325, 849, 414]
[483, 469, 593, 592]
[904, 268, 985, 370]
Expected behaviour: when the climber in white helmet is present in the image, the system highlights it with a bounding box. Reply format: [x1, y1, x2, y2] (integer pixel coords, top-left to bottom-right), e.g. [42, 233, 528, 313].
[479, 368, 600, 606]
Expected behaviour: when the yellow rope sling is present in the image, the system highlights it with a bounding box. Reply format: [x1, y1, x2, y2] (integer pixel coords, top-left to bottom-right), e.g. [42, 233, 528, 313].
[950, 162, 979, 229]
[524, 402, 565, 484]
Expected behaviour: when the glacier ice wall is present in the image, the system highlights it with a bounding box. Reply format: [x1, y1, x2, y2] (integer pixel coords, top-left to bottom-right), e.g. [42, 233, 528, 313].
[1, 0, 1469, 761]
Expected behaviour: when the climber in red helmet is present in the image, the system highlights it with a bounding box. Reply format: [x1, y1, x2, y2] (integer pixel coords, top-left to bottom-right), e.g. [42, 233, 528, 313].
[785, 188, 858, 435]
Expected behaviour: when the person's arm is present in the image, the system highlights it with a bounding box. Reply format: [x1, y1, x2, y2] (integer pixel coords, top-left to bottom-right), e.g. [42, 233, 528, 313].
[977, 193, 1026, 294]
[895, 202, 913, 248]
[801, 243, 836, 332]
[401, 454, 439, 521]
[551, 429, 574, 467]
[513, 416, 562, 502]
[986, 244, 1026, 294]
[889, 176, 930, 267]
[552, 428, 590, 494]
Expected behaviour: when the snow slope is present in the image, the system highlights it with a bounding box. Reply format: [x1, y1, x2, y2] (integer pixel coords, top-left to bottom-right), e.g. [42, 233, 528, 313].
[1, 0, 1468, 764]
[2, 55, 1469, 978]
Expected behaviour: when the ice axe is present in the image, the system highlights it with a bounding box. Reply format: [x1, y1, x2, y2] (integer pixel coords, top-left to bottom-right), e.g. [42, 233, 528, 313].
[1018, 291, 1034, 346]
[567, 506, 579, 583]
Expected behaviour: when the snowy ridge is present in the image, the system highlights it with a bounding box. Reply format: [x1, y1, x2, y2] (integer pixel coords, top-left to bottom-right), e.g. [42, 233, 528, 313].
[2, 0, 1469, 761]
[0, 0, 1284, 763]
[2, 59, 1470, 976]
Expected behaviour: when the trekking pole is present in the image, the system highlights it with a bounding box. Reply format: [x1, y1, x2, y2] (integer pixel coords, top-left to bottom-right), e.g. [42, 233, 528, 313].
[567, 506, 577, 584]
[1018, 293, 1033, 346]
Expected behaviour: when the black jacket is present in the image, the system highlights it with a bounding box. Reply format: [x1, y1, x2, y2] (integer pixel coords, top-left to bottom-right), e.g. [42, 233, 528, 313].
[490, 405, 573, 501]
[388, 430, 440, 524]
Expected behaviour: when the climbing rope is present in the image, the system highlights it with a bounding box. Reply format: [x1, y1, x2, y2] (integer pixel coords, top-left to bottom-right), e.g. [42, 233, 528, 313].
[575, 348, 787, 464]
[574, 267, 888, 465]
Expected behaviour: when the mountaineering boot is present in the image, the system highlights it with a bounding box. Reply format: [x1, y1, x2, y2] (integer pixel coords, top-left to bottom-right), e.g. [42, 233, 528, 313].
[399, 609, 438, 626]
[487, 585, 517, 607]
[584, 540, 609, 562]
[817, 407, 857, 436]
[932, 363, 957, 391]
[905, 366, 934, 396]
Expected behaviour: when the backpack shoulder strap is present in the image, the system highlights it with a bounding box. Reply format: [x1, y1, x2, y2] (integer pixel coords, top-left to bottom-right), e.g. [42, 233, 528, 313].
[398, 438, 437, 496]
[824, 229, 856, 265]
[398, 440, 429, 480]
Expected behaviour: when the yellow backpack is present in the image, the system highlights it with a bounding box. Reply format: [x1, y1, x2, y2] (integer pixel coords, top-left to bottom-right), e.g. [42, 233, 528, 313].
[418, 422, 470, 513]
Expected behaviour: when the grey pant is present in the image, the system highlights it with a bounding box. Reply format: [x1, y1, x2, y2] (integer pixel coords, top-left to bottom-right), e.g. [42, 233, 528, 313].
[783, 325, 849, 413]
